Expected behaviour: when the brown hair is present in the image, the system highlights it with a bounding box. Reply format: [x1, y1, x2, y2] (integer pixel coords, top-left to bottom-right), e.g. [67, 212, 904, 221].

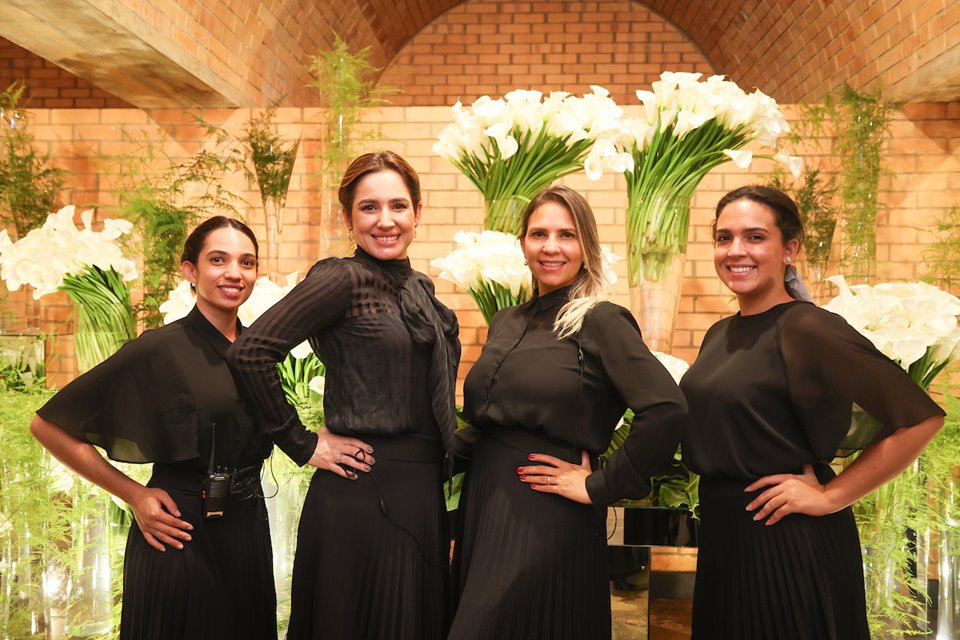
[338, 151, 422, 213]
[713, 185, 804, 248]
[181, 216, 258, 265]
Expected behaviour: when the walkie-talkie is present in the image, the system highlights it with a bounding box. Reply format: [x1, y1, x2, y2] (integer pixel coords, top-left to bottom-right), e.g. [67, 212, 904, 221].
[201, 422, 231, 518]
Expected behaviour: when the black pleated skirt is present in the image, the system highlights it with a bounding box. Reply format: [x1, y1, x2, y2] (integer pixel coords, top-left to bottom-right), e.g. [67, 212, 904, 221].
[449, 426, 609, 640]
[286, 434, 448, 640]
[120, 465, 277, 640]
[692, 468, 870, 640]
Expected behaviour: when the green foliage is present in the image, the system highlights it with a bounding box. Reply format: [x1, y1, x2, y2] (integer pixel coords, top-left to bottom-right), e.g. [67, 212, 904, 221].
[922, 205, 960, 293]
[602, 409, 699, 516]
[828, 84, 895, 282]
[102, 129, 245, 328]
[241, 104, 299, 207]
[0, 82, 65, 238]
[769, 166, 837, 283]
[0, 335, 45, 392]
[309, 33, 397, 193]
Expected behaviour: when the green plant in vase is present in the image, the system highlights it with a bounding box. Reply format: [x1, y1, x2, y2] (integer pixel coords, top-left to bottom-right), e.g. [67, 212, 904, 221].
[434, 86, 626, 235]
[0, 82, 65, 240]
[829, 84, 894, 283]
[239, 104, 299, 279]
[310, 33, 396, 257]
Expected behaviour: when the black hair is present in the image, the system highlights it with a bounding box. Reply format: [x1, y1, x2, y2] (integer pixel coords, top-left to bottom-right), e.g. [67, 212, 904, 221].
[180, 216, 259, 265]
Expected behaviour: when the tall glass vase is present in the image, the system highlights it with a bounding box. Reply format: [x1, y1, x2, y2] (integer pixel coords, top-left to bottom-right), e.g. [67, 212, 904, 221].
[318, 194, 351, 259]
[938, 502, 960, 638]
[484, 195, 528, 235]
[262, 198, 283, 281]
[625, 192, 691, 353]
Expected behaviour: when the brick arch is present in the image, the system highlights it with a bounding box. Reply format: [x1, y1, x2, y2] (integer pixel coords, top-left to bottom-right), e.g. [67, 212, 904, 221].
[379, 0, 715, 107]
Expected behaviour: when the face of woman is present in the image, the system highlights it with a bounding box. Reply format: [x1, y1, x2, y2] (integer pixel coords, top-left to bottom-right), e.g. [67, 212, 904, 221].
[344, 170, 422, 261]
[182, 226, 258, 318]
[714, 198, 798, 313]
[521, 201, 584, 295]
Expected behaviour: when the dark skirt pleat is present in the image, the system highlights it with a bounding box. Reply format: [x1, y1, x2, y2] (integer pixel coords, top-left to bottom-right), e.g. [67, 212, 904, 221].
[692, 473, 869, 640]
[286, 436, 448, 640]
[450, 430, 610, 640]
[120, 472, 277, 640]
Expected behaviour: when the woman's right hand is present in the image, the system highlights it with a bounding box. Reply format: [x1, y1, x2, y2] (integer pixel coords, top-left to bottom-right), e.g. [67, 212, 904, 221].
[129, 486, 194, 552]
[308, 429, 376, 479]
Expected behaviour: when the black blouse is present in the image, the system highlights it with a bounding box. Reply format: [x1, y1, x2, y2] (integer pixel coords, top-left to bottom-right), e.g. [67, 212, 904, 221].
[36, 305, 269, 472]
[681, 301, 945, 479]
[227, 248, 459, 467]
[463, 287, 688, 506]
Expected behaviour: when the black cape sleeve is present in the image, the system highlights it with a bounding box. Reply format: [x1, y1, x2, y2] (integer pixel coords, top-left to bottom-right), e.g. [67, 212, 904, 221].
[36, 327, 200, 464]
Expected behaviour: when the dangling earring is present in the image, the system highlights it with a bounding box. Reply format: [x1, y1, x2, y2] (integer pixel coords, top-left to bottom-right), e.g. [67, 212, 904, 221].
[414, 224, 418, 238]
[347, 228, 354, 242]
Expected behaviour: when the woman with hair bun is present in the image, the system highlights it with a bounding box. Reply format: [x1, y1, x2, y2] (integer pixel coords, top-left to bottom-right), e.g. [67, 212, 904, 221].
[680, 185, 944, 639]
[228, 151, 460, 640]
[31, 216, 276, 639]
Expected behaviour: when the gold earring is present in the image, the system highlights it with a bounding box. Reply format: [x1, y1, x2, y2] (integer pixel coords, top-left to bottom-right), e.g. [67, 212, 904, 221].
[347, 228, 353, 242]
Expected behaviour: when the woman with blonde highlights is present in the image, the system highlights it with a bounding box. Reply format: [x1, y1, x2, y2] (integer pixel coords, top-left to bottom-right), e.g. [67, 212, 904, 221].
[449, 185, 687, 639]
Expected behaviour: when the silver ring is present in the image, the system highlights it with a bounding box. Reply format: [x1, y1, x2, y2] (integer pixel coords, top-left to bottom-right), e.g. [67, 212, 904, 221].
[336, 453, 344, 464]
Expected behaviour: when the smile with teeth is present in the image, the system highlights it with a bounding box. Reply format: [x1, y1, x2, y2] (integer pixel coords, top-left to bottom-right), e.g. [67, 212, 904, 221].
[219, 284, 243, 296]
[373, 234, 400, 243]
[539, 260, 566, 269]
[728, 266, 755, 273]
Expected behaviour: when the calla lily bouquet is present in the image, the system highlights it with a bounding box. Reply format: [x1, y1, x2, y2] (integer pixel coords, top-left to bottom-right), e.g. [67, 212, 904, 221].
[0, 205, 138, 370]
[431, 229, 621, 325]
[430, 230, 532, 325]
[161, 273, 325, 410]
[589, 72, 802, 284]
[433, 87, 626, 234]
[823, 275, 960, 390]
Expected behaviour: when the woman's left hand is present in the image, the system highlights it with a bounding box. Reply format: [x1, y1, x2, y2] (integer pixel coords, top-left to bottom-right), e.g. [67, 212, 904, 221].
[518, 451, 593, 504]
[745, 464, 835, 525]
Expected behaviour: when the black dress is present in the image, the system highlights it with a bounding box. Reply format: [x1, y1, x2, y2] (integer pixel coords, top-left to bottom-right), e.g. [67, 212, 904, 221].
[227, 247, 460, 640]
[450, 287, 688, 640]
[36, 305, 276, 640]
[680, 301, 945, 640]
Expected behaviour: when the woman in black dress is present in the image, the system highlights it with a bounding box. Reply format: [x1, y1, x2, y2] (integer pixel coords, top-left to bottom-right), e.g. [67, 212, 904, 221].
[227, 151, 459, 640]
[30, 217, 277, 639]
[680, 185, 945, 639]
[448, 185, 688, 639]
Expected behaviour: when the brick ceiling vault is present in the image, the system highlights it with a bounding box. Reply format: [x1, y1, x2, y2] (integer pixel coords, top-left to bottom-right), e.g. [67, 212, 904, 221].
[0, 0, 956, 108]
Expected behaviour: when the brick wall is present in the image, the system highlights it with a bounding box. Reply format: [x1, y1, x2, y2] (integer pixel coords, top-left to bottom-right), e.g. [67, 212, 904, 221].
[380, 0, 716, 106]
[0, 37, 131, 109]
[10, 103, 959, 389]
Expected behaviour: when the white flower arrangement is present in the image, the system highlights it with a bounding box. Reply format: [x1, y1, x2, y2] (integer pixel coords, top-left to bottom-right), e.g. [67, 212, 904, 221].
[586, 72, 802, 284]
[0, 205, 137, 298]
[823, 275, 960, 389]
[433, 87, 625, 234]
[0, 205, 138, 370]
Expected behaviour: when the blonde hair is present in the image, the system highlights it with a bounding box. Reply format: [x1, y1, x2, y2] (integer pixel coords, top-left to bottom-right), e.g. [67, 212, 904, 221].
[520, 186, 612, 340]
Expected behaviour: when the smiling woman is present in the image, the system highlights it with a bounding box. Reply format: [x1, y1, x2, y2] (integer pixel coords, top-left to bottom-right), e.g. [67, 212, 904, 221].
[227, 151, 460, 640]
[680, 185, 945, 640]
[28, 216, 278, 640]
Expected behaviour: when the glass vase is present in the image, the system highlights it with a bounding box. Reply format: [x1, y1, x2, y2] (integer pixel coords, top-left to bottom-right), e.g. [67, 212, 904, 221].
[484, 196, 528, 235]
[262, 198, 284, 282]
[64, 503, 115, 638]
[625, 190, 691, 353]
[318, 194, 351, 259]
[628, 253, 686, 353]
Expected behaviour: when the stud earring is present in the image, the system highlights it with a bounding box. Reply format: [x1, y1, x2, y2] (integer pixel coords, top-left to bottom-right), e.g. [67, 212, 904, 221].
[785, 257, 793, 264]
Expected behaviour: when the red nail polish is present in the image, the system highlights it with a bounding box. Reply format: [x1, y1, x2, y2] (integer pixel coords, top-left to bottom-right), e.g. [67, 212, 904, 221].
[517, 467, 524, 473]
[519, 475, 527, 481]
[528, 454, 534, 460]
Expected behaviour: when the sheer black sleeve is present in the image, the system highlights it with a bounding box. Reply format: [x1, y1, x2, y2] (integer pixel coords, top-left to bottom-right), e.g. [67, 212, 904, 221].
[779, 304, 944, 458]
[36, 328, 200, 464]
[583, 304, 688, 506]
[227, 258, 352, 465]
